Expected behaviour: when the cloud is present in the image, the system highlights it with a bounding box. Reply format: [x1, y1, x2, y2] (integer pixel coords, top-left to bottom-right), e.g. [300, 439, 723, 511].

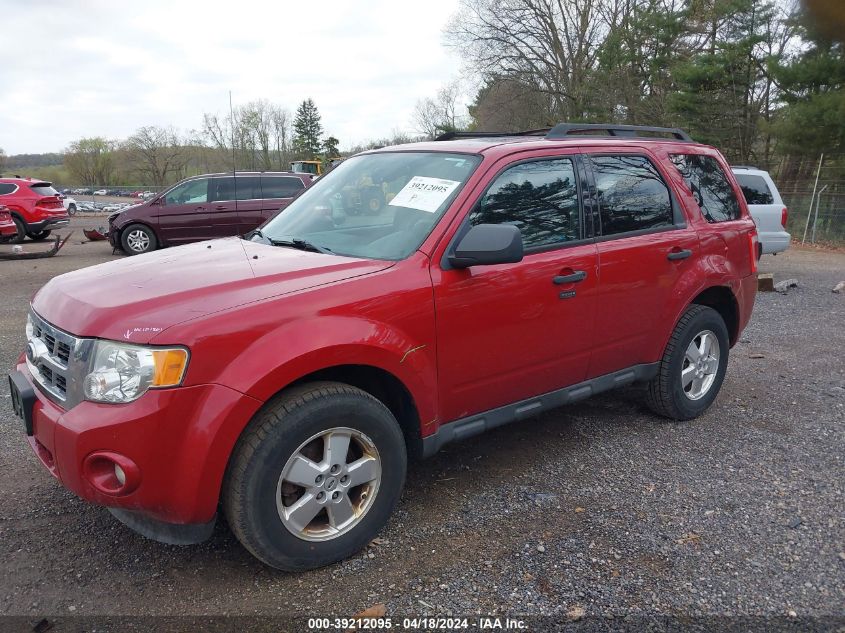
[0, 0, 464, 154]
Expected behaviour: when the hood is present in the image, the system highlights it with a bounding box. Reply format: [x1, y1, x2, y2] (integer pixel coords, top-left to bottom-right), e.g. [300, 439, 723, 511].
[33, 237, 393, 343]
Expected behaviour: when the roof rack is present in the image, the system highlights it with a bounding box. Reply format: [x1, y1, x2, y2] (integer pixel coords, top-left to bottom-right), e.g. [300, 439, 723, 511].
[546, 123, 692, 141]
[434, 129, 550, 141]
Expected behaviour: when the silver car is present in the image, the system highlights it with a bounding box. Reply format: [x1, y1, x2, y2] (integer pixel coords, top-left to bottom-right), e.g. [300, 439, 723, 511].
[732, 166, 790, 254]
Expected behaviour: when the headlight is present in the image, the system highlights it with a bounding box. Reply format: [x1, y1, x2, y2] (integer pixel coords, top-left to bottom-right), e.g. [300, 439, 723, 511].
[83, 341, 189, 403]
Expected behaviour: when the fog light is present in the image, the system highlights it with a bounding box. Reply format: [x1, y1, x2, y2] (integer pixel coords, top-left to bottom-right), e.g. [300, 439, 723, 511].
[114, 463, 126, 486]
[82, 451, 140, 496]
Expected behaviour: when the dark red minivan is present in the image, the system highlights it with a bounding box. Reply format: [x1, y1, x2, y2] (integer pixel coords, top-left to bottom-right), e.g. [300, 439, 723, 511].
[108, 171, 314, 255]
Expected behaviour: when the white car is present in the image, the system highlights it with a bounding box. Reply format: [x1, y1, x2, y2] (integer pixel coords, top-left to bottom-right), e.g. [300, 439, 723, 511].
[732, 166, 790, 254]
[93, 189, 108, 196]
[59, 194, 78, 215]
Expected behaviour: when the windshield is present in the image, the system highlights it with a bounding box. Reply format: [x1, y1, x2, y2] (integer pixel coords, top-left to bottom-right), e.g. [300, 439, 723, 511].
[260, 151, 481, 260]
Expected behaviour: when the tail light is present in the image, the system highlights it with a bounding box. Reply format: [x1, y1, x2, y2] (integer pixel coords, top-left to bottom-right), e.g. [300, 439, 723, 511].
[781, 207, 788, 228]
[37, 196, 63, 210]
[748, 231, 759, 274]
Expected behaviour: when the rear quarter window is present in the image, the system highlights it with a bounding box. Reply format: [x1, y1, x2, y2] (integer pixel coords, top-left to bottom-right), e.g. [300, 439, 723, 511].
[0, 183, 17, 195]
[262, 176, 305, 198]
[670, 154, 741, 222]
[734, 174, 774, 205]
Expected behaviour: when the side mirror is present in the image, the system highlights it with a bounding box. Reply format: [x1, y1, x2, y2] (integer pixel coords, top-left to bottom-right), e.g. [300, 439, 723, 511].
[448, 224, 524, 269]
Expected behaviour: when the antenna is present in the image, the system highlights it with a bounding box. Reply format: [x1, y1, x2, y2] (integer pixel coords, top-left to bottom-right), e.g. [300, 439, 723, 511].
[229, 90, 238, 223]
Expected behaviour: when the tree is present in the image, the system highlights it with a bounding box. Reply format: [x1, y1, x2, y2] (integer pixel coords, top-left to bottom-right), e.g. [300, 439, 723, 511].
[446, 0, 610, 121]
[770, 8, 845, 157]
[323, 136, 340, 157]
[202, 101, 292, 171]
[293, 98, 323, 158]
[468, 75, 553, 131]
[668, 0, 789, 162]
[64, 137, 115, 186]
[0, 148, 6, 174]
[123, 126, 189, 188]
[412, 80, 467, 138]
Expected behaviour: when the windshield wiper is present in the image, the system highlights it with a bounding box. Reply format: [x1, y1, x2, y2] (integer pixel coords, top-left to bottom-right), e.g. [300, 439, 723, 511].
[270, 236, 333, 254]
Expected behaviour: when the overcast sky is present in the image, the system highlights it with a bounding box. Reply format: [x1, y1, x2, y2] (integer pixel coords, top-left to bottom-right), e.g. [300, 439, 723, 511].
[0, 0, 465, 155]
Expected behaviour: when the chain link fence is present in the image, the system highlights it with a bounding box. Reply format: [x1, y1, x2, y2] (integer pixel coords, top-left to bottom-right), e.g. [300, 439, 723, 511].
[778, 182, 845, 246]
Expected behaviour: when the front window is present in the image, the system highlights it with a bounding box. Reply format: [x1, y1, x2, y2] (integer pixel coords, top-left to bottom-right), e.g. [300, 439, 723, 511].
[260, 152, 481, 260]
[165, 178, 208, 205]
[468, 158, 580, 249]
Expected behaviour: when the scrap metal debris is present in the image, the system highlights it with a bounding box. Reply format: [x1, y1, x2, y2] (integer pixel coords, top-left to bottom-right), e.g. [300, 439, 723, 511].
[0, 232, 73, 260]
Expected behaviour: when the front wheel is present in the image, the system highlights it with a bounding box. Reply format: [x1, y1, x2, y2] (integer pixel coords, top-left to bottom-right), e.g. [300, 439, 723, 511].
[645, 305, 729, 420]
[67, 204, 77, 216]
[120, 223, 157, 255]
[223, 382, 407, 571]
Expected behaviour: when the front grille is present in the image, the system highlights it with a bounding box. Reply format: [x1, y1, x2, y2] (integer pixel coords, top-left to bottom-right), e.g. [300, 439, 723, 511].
[27, 311, 81, 403]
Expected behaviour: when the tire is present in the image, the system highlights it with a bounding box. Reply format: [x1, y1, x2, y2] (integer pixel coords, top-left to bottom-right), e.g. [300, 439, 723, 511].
[120, 223, 157, 255]
[27, 230, 51, 241]
[223, 381, 407, 571]
[645, 305, 729, 420]
[9, 217, 26, 244]
[67, 204, 77, 216]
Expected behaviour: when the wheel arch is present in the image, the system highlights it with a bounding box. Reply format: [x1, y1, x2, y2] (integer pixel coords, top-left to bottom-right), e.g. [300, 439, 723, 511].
[689, 285, 740, 346]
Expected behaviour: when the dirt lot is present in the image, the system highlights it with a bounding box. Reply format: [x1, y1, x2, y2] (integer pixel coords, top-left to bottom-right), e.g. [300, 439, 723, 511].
[1, 220, 843, 627]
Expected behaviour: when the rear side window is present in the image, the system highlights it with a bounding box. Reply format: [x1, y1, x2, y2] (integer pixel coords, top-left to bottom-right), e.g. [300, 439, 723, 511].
[262, 176, 305, 198]
[30, 183, 59, 196]
[0, 184, 16, 195]
[468, 158, 580, 249]
[670, 155, 740, 222]
[589, 155, 673, 235]
[734, 174, 774, 205]
[235, 176, 261, 201]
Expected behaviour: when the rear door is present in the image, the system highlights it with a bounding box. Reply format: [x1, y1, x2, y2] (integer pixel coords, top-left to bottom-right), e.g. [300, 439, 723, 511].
[433, 153, 600, 421]
[587, 152, 699, 377]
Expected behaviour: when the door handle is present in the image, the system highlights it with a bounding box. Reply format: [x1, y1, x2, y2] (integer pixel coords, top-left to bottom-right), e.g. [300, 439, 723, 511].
[215, 205, 227, 210]
[553, 270, 587, 285]
[667, 249, 693, 261]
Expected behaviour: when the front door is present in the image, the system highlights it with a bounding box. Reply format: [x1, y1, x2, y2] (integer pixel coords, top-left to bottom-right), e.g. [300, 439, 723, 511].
[157, 177, 211, 245]
[433, 155, 599, 422]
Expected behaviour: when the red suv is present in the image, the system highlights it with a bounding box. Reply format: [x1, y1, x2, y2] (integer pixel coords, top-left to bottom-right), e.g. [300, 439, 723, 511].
[0, 177, 70, 243]
[10, 124, 758, 570]
[108, 171, 314, 255]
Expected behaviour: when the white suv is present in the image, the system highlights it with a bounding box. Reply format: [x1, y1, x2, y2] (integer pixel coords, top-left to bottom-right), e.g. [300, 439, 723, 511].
[732, 166, 790, 254]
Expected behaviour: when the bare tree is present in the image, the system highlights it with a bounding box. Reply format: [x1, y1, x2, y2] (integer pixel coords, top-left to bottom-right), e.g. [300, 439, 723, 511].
[446, 0, 611, 121]
[202, 101, 293, 171]
[123, 126, 189, 188]
[412, 80, 467, 138]
[0, 148, 6, 174]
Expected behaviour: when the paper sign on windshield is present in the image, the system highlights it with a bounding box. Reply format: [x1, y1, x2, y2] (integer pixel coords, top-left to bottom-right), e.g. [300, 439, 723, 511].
[390, 176, 461, 213]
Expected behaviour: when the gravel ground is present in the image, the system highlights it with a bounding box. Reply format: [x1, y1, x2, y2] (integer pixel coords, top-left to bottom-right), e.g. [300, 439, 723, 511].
[0, 222, 843, 629]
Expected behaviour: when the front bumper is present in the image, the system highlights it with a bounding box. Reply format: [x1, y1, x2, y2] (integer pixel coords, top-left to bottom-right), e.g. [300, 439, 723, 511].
[13, 361, 263, 531]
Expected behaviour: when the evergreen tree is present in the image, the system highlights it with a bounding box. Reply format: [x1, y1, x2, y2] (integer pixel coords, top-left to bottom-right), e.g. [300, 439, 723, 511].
[323, 136, 340, 157]
[292, 99, 324, 158]
[770, 10, 845, 156]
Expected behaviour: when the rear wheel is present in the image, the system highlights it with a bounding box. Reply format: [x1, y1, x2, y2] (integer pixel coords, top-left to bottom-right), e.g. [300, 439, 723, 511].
[120, 223, 157, 255]
[67, 203, 77, 216]
[27, 230, 51, 241]
[645, 305, 729, 420]
[224, 382, 406, 571]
